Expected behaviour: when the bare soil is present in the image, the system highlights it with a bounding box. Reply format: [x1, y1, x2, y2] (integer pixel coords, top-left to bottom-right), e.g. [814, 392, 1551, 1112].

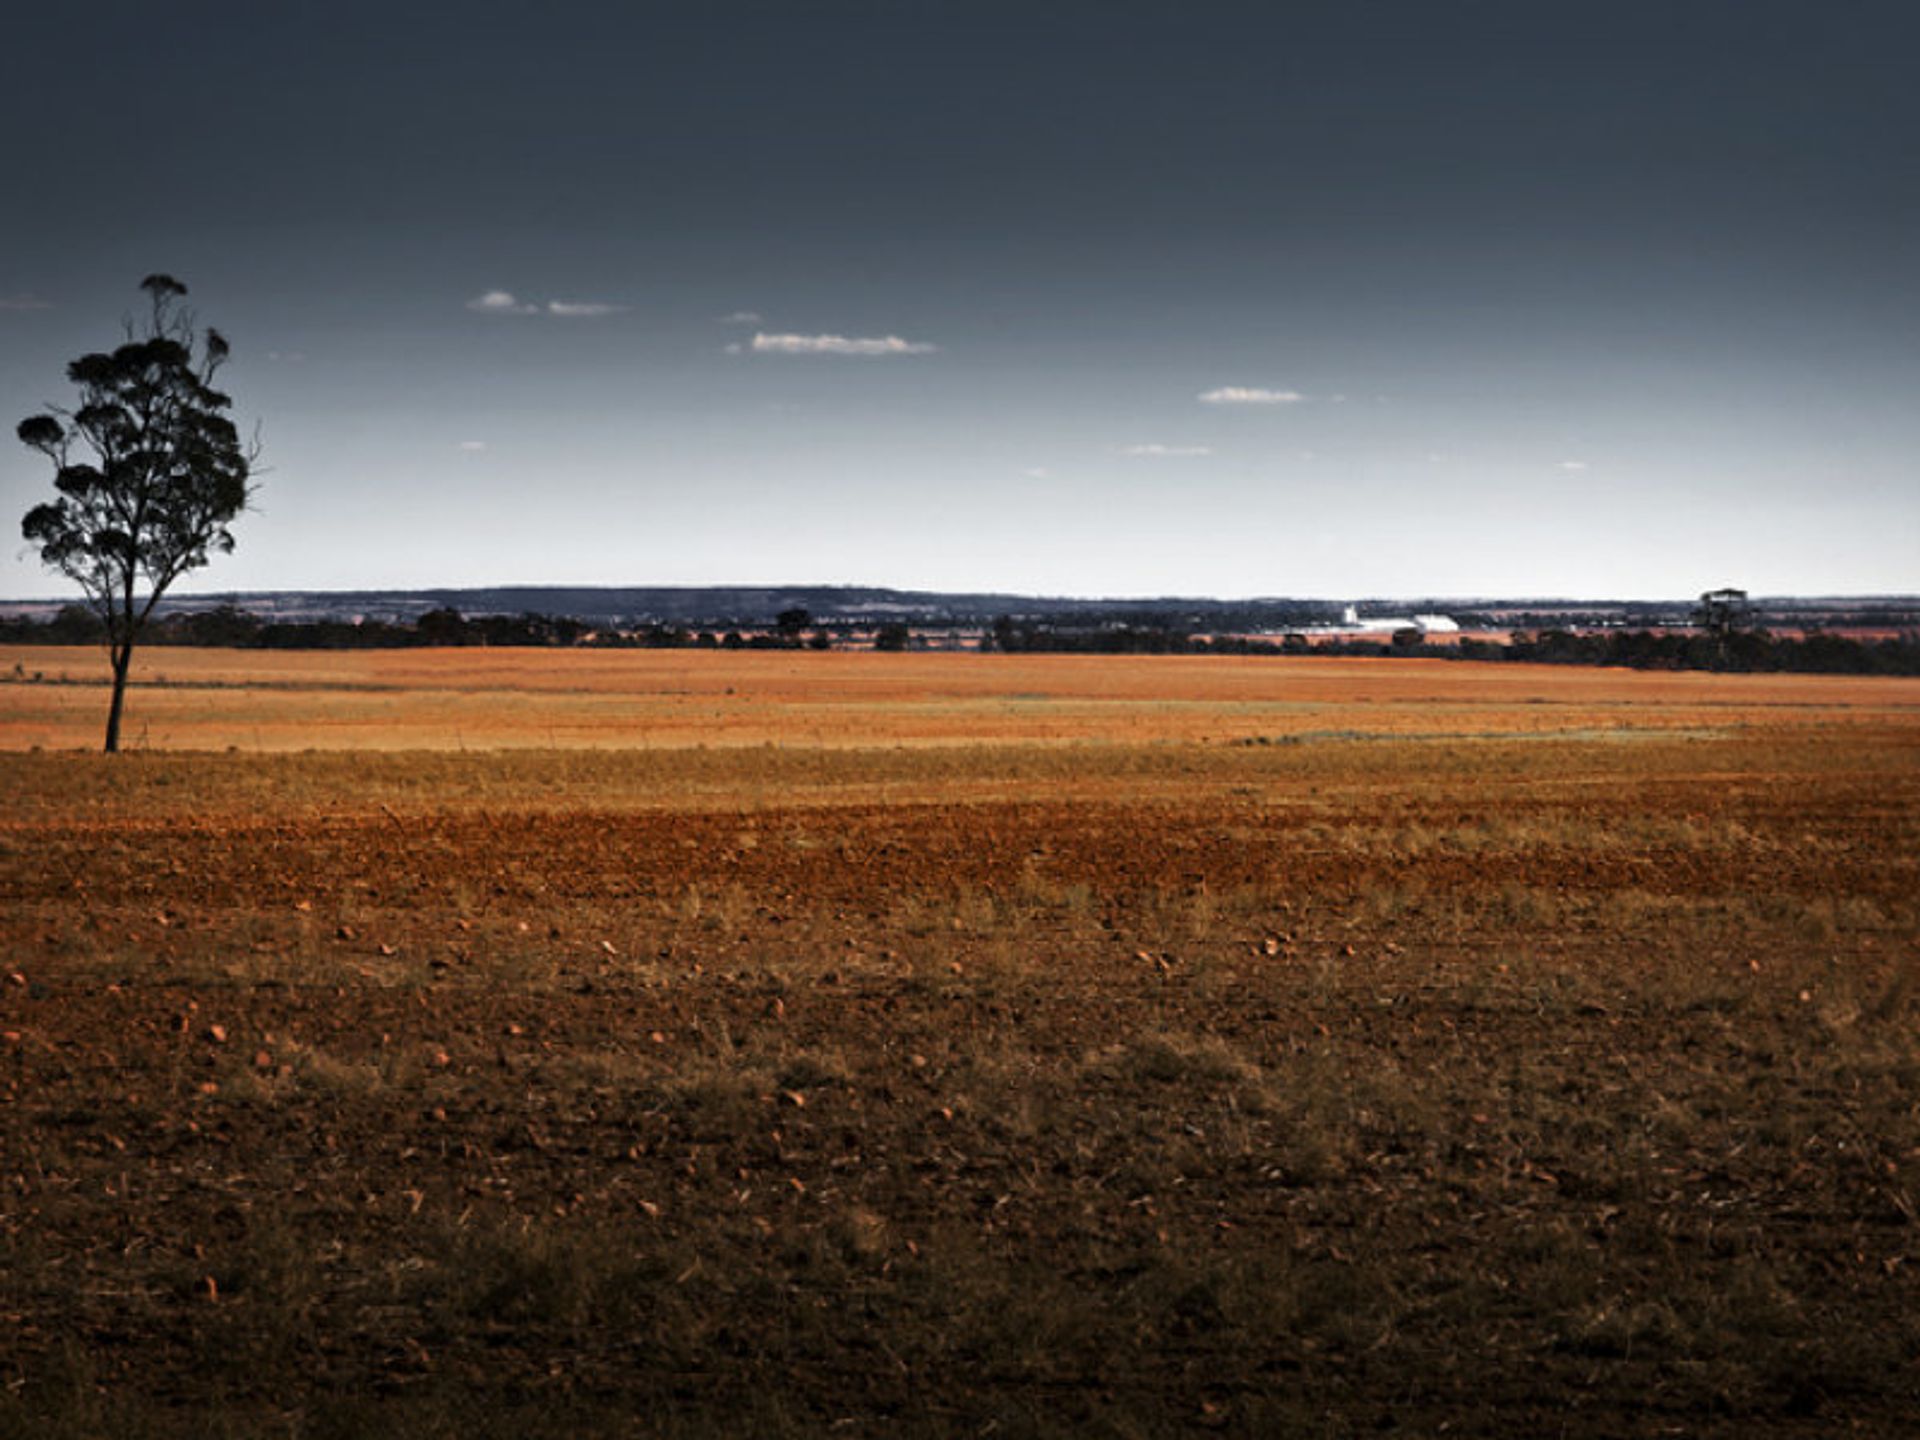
[2, 655, 1917, 1436]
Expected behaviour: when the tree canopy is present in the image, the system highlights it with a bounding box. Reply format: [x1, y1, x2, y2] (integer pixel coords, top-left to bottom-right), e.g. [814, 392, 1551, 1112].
[17, 275, 258, 750]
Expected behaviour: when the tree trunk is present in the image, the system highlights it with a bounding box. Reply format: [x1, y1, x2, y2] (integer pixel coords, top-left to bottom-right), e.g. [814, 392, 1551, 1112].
[104, 644, 131, 753]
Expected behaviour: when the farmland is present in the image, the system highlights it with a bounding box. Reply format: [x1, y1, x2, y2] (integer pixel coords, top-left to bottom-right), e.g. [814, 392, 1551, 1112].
[3, 647, 1919, 1436]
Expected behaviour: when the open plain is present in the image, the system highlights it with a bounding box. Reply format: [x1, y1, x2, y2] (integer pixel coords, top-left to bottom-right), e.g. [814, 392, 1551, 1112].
[3, 647, 1918, 1436]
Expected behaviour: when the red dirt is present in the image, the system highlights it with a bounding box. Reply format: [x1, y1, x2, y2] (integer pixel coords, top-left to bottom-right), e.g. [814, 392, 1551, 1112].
[3, 678, 1918, 1436]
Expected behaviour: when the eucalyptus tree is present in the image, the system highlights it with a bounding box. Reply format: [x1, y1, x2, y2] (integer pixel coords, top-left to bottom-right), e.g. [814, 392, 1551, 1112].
[17, 275, 258, 751]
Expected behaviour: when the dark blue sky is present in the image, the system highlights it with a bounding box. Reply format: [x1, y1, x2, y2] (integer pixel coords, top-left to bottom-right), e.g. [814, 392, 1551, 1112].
[5, 0, 1916, 597]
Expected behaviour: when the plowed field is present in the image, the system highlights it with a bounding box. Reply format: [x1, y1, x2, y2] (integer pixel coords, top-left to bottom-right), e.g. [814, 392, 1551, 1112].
[3, 651, 1918, 1437]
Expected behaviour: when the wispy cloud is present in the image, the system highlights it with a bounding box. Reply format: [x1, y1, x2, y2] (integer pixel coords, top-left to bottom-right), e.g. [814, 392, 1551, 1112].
[1198, 386, 1304, 405]
[1117, 443, 1214, 458]
[467, 290, 622, 318]
[467, 289, 540, 315]
[1557, 459, 1590, 472]
[456, 440, 488, 452]
[1022, 467, 1053, 480]
[718, 310, 763, 325]
[742, 331, 938, 357]
[0, 293, 52, 311]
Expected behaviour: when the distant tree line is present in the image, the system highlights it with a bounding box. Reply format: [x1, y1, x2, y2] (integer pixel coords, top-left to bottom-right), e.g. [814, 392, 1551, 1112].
[980, 613, 1918, 673]
[1489, 627, 1920, 675]
[980, 617, 1291, 656]
[0, 604, 838, 653]
[4, 605, 1916, 675]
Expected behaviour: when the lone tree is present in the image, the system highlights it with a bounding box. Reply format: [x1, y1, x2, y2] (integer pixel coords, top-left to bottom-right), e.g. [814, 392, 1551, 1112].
[1694, 587, 1752, 637]
[17, 275, 257, 751]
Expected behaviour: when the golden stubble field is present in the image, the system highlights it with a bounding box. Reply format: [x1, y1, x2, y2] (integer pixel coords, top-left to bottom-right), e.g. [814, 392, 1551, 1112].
[4, 644, 1912, 751]
[3, 648, 1919, 1437]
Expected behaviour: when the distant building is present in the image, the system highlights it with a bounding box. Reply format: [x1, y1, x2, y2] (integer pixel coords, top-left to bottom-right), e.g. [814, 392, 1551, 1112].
[1334, 605, 1460, 635]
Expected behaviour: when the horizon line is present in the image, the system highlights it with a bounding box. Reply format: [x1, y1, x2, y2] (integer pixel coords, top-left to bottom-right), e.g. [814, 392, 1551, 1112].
[5, 583, 1919, 609]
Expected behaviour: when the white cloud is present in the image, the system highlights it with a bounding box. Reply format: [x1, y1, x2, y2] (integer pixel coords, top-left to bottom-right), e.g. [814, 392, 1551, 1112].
[467, 289, 540, 315]
[1022, 467, 1053, 480]
[1557, 459, 1590, 471]
[456, 440, 488, 452]
[468, 290, 623, 318]
[1198, 386, 1304, 405]
[718, 310, 763, 325]
[747, 331, 938, 356]
[0, 293, 52, 311]
[547, 300, 624, 317]
[1117, 443, 1214, 458]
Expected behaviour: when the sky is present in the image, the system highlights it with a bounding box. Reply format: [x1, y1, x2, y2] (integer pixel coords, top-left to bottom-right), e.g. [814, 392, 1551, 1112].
[3, 0, 1917, 601]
